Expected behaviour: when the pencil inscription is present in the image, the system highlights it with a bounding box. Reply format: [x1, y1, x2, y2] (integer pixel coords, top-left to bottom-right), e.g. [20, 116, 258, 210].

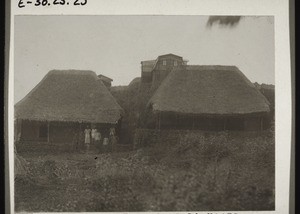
[18, 0, 87, 8]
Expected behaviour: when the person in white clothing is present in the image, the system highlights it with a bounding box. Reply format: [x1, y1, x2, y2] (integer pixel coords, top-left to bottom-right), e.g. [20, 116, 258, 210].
[84, 128, 91, 151]
[84, 129, 91, 144]
[94, 130, 101, 152]
[109, 127, 116, 137]
[91, 128, 97, 144]
[103, 137, 109, 153]
[94, 131, 101, 142]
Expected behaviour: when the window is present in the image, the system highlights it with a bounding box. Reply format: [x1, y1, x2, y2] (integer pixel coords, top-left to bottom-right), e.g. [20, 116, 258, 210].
[174, 61, 178, 66]
[162, 60, 167, 66]
[39, 124, 48, 138]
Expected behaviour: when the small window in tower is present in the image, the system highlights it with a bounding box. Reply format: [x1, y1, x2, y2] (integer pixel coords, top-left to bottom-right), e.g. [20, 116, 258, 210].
[174, 61, 178, 66]
[162, 60, 167, 66]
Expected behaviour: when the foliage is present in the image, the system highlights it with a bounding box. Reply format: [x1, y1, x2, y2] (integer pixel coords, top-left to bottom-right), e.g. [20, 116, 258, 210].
[110, 80, 155, 144]
[16, 130, 274, 212]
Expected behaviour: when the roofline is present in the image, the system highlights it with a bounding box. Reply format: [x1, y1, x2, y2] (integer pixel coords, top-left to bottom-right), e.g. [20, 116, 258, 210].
[15, 117, 122, 124]
[16, 70, 100, 107]
[147, 65, 271, 114]
[141, 60, 156, 64]
[158, 53, 183, 59]
[149, 108, 271, 117]
[140, 54, 185, 74]
[98, 74, 113, 81]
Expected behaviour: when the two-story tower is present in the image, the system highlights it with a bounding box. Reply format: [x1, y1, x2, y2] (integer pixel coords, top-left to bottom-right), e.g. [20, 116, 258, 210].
[141, 54, 188, 86]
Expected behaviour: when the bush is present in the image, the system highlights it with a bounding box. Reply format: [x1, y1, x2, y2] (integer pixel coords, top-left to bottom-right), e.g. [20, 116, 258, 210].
[16, 129, 275, 212]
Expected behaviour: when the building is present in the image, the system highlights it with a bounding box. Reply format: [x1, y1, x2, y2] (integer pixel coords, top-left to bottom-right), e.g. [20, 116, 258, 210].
[141, 60, 156, 83]
[15, 70, 123, 144]
[146, 65, 271, 131]
[98, 74, 113, 87]
[141, 54, 188, 86]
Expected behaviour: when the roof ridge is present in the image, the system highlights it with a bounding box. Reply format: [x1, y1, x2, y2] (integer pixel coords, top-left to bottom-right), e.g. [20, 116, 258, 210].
[186, 65, 239, 70]
[48, 69, 97, 76]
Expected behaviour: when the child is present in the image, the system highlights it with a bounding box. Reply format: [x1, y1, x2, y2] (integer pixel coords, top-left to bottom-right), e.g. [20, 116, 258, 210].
[103, 137, 109, 153]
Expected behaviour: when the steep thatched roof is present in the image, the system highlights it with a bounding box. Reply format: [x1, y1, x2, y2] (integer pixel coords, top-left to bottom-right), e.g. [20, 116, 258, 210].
[15, 70, 123, 124]
[129, 77, 141, 87]
[148, 65, 270, 116]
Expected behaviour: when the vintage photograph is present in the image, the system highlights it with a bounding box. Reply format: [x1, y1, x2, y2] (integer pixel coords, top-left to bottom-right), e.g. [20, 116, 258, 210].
[14, 15, 275, 212]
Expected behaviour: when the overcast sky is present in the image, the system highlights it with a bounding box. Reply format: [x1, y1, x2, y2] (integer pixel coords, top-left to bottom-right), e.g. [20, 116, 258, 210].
[14, 15, 274, 104]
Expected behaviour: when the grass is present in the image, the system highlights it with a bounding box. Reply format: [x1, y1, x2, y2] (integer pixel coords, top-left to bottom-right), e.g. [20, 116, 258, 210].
[15, 130, 275, 212]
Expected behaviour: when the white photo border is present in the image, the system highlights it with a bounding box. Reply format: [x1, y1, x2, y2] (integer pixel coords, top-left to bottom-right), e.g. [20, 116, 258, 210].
[9, 0, 291, 213]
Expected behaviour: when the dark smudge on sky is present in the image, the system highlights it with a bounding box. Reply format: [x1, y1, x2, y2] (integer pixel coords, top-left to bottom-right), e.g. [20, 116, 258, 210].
[206, 16, 242, 28]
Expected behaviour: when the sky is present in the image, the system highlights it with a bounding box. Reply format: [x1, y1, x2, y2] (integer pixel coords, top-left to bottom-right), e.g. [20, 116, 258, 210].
[14, 15, 274, 103]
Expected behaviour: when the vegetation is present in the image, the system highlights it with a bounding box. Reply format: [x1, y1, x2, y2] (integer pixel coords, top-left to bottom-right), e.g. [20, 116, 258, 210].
[15, 130, 274, 212]
[110, 79, 156, 144]
[254, 82, 275, 117]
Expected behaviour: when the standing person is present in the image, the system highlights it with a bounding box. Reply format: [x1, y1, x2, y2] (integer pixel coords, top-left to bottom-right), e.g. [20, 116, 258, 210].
[94, 130, 102, 152]
[109, 127, 116, 137]
[109, 127, 118, 152]
[91, 127, 97, 144]
[103, 137, 109, 153]
[110, 135, 118, 152]
[84, 128, 91, 151]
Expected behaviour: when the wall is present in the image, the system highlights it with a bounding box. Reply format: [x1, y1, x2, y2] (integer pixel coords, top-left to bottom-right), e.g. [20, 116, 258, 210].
[152, 56, 184, 85]
[244, 117, 262, 131]
[101, 80, 112, 88]
[133, 128, 272, 148]
[18, 120, 116, 144]
[141, 72, 152, 83]
[49, 122, 80, 144]
[16, 120, 120, 153]
[145, 112, 270, 131]
[20, 120, 47, 142]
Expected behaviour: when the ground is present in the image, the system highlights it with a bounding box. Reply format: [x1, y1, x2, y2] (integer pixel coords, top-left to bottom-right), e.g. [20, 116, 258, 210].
[15, 130, 275, 212]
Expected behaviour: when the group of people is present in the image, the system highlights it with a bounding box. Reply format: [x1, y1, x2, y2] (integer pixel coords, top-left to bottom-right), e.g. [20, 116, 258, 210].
[83, 127, 117, 152]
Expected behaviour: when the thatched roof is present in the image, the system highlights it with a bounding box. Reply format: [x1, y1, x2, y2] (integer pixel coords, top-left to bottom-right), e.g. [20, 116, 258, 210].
[15, 70, 123, 124]
[129, 77, 141, 87]
[148, 65, 270, 116]
[98, 74, 113, 82]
